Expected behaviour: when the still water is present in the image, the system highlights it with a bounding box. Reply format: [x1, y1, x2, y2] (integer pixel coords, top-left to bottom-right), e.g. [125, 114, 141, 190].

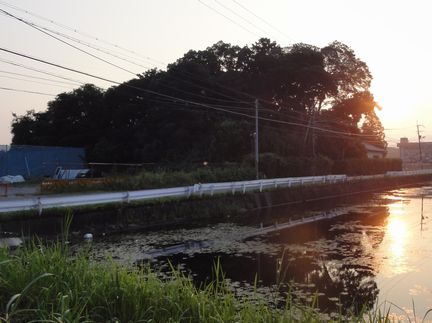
[68, 185, 432, 318]
[73, 186, 432, 319]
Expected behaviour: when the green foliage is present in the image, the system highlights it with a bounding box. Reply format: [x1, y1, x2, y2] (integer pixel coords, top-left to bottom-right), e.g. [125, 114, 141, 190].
[111, 166, 256, 190]
[11, 39, 385, 166]
[333, 158, 402, 175]
[42, 166, 256, 194]
[0, 241, 399, 322]
[247, 153, 333, 178]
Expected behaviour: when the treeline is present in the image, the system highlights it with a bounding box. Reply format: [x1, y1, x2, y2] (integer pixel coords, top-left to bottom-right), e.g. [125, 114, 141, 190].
[11, 38, 387, 173]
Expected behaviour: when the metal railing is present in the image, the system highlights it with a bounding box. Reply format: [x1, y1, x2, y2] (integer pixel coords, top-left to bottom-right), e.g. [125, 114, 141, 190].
[0, 169, 431, 214]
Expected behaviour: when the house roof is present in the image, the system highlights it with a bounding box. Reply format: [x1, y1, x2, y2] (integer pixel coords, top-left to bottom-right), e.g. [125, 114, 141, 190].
[363, 142, 386, 153]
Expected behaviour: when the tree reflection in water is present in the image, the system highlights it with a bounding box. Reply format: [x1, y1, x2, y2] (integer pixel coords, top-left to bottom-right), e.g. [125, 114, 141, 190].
[156, 205, 390, 314]
[262, 206, 389, 313]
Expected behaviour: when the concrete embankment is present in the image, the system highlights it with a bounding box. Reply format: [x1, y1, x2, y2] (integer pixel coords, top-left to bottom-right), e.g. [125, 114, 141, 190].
[0, 174, 430, 237]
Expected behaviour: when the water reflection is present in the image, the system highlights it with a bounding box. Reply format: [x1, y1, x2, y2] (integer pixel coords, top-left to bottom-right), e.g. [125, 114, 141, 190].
[145, 187, 432, 316]
[138, 205, 390, 314]
[8, 185, 430, 317]
[375, 187, 432, 320]
[379, 198, 417, 278]
[387, 217, 407, 261]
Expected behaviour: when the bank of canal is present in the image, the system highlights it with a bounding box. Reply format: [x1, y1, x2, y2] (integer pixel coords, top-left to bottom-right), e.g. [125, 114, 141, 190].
[67, 183, 432, 320]
[1, 178, 432, 319]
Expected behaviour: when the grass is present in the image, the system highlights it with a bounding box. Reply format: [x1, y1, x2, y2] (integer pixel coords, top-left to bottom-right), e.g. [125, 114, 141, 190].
[0, 241, 310, 322]
[0, 235, 422, 322]
[41, 166, 256, 194]
[1, 206, 431, 323]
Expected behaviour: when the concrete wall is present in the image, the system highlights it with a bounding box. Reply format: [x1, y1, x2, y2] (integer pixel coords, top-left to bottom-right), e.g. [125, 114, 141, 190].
[399, 143, 432, 163]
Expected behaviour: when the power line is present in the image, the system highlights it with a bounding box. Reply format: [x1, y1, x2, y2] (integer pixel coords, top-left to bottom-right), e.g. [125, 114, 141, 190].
[0, 69, 80, 86]
[0, 3, 389, 147]
[0, 47, 379, 138]
[0, 58, 85, 85]
[0, 86, 55, 96]
[0, 0, 392, 143]
[0, 1, 302, 112]
[0, 46, 387, 143]
[147, 97, 388, 145]
[0, 8, 154, 72]
[197, 0, 260, 38]
[0, 8, 137, 75]
[0, 74, 72, 88]
[0, 6, 259, 106]
[231, 0, 296, 42]
[1, 9, 255, 108]
[213, 0, 269, 37]
[0, 0, 166, 67]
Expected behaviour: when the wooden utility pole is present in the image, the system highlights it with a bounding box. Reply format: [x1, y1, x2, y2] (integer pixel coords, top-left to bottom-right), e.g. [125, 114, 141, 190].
[255, 99, 259, 179]
[417, 121, 424, 163]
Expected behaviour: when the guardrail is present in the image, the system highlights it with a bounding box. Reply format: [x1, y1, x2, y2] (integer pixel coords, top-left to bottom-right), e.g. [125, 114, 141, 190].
[385, 169, 432, 177]
[0, 169, 431, 215]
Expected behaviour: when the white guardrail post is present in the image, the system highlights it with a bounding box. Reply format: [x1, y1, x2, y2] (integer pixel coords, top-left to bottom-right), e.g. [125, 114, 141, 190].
[1, 170, 431, 214]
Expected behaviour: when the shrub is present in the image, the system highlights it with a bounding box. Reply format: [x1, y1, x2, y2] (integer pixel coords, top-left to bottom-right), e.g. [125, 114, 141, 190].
[332, 158, 402, 175]
[247, 153, 334, 178]
[41, 166, 256, 193]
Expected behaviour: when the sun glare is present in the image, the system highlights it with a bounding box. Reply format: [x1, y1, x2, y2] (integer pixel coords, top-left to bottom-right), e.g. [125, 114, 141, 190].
[376, 200, 412, 277]
[374, 95, 411, 125]
[388, 218, 407, 256]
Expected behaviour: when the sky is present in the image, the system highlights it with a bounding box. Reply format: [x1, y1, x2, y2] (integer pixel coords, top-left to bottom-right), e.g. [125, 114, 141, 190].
[1, 0, 431, 147]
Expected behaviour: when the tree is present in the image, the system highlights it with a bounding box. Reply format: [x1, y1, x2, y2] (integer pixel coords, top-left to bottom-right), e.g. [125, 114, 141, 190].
[316, 91, 385, 160]
[321, 41, 372, 102]
[12, 84, 105, 149]
[361, 110, 387, 150]
[11, 39, 385, 166]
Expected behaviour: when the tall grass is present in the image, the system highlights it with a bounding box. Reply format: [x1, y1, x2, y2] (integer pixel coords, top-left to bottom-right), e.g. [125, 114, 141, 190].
[42, 166, 256, 194]
[0, 215, 411, 323]
[0, 240, 406, 322]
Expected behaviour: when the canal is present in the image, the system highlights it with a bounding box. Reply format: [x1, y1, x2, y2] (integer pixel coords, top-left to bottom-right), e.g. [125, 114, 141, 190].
[2, 184, 432, 319]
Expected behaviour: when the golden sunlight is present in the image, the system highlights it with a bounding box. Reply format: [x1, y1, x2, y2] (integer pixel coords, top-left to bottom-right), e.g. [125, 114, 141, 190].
[371, 65, 420, 125]
[387, 202, 406, 216]
[378, 201, 411, 277]
[387, 217, 407, 259]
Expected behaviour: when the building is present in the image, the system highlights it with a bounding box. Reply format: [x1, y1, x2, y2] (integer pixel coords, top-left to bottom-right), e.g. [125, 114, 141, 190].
[0, 145, 85, 178]
[397, 137, 432, 163]
[363, 142, 386, 159]
[386, 147, 400, 159]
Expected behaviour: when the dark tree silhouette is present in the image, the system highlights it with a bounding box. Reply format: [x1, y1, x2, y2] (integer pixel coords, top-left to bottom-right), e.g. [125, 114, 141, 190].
[11, 39, 386, 168]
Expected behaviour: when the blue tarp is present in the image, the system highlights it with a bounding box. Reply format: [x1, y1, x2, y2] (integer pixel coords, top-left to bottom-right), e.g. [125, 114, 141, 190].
[0, 145, 85, 178]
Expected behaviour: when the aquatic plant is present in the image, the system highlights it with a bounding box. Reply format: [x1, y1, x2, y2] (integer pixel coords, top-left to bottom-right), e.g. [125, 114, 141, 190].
[0, 237, 423, 322]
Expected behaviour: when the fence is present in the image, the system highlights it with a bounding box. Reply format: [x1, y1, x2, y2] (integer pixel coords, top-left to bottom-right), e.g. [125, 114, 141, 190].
[0, 169, 431, 214]
[0, 145, 85, 178]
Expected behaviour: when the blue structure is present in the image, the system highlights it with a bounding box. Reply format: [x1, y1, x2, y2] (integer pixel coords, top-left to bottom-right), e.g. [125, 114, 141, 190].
[0, 145, 85, 178]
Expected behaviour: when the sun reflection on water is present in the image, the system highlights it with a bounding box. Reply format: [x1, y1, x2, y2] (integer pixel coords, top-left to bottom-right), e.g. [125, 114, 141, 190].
[381, 200, 411, 276]
[387, 217, 407, 259]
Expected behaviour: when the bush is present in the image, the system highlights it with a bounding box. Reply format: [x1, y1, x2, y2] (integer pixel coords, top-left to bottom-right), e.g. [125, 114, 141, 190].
[42, 166, 256, 193]
[248, 153, 334, 178]
[332, 158, 402, 175]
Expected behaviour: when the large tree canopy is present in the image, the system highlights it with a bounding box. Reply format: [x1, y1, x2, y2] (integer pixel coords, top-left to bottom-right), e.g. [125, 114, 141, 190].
[11, 39, 386, 164]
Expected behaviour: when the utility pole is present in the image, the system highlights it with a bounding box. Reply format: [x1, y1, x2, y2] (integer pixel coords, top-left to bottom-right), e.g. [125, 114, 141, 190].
[255, 99, 259, 180]
[417, 121, 424, 164]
